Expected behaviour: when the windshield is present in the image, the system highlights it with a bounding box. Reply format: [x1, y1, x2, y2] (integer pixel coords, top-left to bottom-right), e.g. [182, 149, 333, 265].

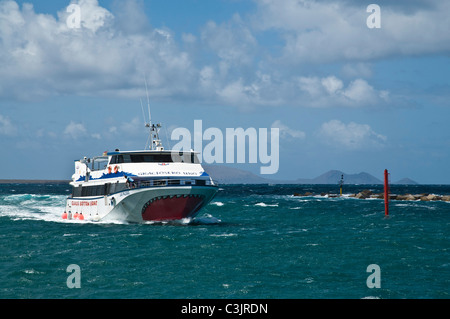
[109, 153, 199, 164]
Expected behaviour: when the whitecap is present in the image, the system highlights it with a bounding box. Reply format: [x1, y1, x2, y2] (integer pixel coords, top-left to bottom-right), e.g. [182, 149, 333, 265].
[24, 269, 44, 275]
[255, 202, 278, 207]
[210, 233, 237, 237]
[192, 214, 221, 225]
[211, 201, 224, 206]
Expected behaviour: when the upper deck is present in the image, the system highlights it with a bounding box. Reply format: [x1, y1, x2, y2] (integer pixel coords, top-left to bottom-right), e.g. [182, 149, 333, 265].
[71, 149, 209, 186]
[107, 150, 200, 165]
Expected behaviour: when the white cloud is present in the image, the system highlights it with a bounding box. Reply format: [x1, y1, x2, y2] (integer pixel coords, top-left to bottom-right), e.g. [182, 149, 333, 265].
[253, 0, 450, 63]
[0, 0, 195, 101]
[64, 121, 87, 139]
[318, 120, 387, 149]
[91, 133, 101, 140]
[271, 120, 306, 139]
[342, 79, 377, 104]
[182, 33, 197, 45]
[69, 0, 113, 33]
[0, 0, 439, 110]
[215, 72, 283, 107]
[0, 115, 17, 136]
[297, 75, 388, 107]
[201, 14, 257, 71]
[321, 76, 344, 95]
[63, 120, 103, 140]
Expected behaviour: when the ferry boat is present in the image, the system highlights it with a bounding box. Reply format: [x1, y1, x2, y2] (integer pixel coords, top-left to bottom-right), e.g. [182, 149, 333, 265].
[63, 121, 218, 223]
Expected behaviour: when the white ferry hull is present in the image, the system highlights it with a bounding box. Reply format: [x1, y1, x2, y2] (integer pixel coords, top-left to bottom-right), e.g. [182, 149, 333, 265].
[65, 185, 218, 223]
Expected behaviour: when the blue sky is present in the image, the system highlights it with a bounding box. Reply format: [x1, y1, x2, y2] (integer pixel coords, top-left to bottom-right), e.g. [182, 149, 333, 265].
[1, 0, 449, 183]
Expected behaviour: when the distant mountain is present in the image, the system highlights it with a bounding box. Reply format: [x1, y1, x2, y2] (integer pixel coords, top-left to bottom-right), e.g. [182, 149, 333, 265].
[392, 178, 418, 185]
[203, 165, 271, 184]
[295, 170, 383, 185]
[203, 165, 417, 185]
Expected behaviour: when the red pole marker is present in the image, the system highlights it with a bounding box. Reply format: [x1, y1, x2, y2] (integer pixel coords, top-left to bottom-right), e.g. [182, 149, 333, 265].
[384, 169, 389, 216]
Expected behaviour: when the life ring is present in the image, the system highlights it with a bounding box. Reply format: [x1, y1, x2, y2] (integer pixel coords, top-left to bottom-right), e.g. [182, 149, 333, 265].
[107, 166, 112, 174]
[114, 165, 119, 174]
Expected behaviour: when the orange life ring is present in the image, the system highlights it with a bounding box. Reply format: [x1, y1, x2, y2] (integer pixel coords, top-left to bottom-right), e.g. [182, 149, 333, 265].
[114, 165, 119, 174]
[107, 166, 112, 174]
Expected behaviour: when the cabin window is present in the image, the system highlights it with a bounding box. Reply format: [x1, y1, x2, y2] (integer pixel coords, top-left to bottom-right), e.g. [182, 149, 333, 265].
[110, 153, 199, 164]
[196, 179, 206, 186]
[72, 183, 127, 198]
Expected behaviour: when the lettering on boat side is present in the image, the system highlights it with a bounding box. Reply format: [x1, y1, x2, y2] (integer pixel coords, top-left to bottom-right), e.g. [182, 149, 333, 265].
[71, 200, 97, 206]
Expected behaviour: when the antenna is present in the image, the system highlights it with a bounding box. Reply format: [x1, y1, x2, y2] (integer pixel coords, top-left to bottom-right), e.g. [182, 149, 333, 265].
[144, 77, 151, 125]
[141, 77, 164, 151]
[140, 99, 148, 127]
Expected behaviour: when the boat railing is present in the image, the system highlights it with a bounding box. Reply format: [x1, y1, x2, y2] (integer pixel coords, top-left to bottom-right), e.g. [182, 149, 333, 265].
[126, 178, 218, 189]
[70, 177, 218, 198]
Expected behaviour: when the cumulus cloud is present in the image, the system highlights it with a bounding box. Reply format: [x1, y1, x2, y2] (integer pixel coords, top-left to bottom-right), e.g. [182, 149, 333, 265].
[271, 120, 306, 139]
[201, 14, 258, 74]
[297, 75, 389, 107]
[64, 121, 88, 139]
[0, 0, 194, 101]
[0, 114, 17, 136]
[0, 0, 443, 109]
[63, 0, 113, 32]
[318, 120, 387, 149]
[253, 0, 450, 63]
[64, 120, 105, 140]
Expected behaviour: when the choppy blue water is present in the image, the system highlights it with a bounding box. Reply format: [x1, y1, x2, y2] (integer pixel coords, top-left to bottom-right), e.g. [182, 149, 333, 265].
[0, 183, 448, 299]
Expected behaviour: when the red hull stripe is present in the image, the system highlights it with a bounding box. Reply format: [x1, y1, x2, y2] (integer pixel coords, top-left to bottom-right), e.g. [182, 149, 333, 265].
[141, 195, 205, 221]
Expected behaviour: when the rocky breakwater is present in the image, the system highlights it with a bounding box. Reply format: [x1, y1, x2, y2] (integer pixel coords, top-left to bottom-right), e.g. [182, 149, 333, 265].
[351, 190, 450, 202]
[293, 190, 450, 202]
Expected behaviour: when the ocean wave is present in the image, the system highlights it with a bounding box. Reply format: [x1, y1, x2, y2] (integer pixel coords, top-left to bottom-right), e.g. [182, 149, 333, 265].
[211, 201, 224, 206]
[254, 202, 279, 207]
[3, 194, 64, 202]
[192, 214, 221, 225]
[210, 233, 237, 237]
[0, 193, 70, 223]
[0, 205, 64, 223]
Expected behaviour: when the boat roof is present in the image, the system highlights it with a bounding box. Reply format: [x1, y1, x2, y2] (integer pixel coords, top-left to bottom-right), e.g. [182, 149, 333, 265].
[106, 149, 199, 156]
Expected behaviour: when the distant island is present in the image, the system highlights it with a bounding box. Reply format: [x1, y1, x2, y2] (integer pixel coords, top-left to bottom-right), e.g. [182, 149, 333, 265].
[0, 166, 418, 185]
[203, 165, 419, 185]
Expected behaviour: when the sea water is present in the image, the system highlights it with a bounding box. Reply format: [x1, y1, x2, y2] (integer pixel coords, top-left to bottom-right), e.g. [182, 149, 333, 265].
[0, 183, 448, 299]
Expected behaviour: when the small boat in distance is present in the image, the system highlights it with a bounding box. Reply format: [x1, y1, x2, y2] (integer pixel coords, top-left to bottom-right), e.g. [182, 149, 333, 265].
[63, 103, 218, 223]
